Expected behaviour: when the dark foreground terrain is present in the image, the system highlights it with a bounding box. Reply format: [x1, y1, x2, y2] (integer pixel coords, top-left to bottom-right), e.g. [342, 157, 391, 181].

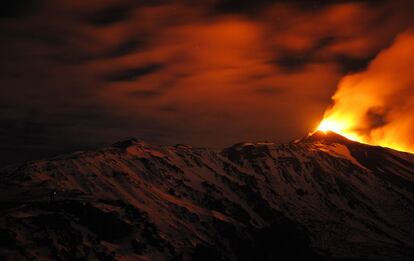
[0, 131, 413, 260]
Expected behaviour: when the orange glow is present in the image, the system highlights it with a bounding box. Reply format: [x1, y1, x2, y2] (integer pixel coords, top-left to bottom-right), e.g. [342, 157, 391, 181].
[316, 32, 414, 154]
[316, 110, 414, 153]
[317, 117, 370, 145]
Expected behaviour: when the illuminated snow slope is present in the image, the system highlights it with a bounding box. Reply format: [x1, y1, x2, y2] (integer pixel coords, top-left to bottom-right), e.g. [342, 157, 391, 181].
[0, 132, 413, 260]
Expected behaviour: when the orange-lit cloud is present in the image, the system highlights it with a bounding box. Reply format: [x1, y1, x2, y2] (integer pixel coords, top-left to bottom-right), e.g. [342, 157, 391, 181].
[0, 0, 413, 165]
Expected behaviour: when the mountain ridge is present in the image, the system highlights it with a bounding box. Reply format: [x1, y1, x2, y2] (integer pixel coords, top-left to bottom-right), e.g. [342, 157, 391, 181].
[0, 132, 413, 260]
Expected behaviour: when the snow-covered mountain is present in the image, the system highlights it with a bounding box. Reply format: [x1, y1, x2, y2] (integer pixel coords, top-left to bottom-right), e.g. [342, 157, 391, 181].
[0, 131, 413, 260]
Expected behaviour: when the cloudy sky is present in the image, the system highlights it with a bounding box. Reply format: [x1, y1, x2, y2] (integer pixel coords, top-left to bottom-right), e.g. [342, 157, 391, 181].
[0, 0, 413, 166]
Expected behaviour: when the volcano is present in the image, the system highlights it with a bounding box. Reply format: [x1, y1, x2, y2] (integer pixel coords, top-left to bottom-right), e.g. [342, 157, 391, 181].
[0, 132, 413, 260]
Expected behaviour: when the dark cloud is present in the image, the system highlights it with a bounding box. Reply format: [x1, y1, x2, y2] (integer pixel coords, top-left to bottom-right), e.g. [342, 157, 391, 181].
[212, 0, 276, 15]
[159, 105, 180, 112]
[212, 0, 387, 15]
[105, 64, 164, 82]
[335, 54, 375, 73]
[105, 38, 147, 58]
[85, 4, 132, 26]
[270, 37, 335, 72]
[273, 49, 375, 74]
[254, 86, 286, 95]
[129, 89, 163, 98]
[272, 53, 310, 73]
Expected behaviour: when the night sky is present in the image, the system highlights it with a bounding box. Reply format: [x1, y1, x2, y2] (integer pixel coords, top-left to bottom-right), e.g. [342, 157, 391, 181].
[0, 0, 413, 167]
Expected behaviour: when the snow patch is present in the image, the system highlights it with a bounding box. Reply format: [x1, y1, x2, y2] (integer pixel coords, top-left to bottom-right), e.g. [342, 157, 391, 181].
[316, 143, 367, 170]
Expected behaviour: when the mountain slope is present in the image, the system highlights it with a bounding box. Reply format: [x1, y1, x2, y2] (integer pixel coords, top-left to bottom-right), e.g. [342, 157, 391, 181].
[0, 132, 413, 260]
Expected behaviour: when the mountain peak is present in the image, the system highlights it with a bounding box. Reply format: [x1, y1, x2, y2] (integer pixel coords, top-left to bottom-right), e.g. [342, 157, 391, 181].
[299, 130, 353, 144]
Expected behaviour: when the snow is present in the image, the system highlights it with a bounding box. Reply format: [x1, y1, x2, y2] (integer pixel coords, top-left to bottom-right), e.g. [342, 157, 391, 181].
[314, 143, 367, 170]
[0, 136, 413, 260]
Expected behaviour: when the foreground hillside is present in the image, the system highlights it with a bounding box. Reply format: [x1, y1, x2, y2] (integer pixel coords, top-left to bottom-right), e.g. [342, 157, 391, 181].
[0, 131, 413, 260]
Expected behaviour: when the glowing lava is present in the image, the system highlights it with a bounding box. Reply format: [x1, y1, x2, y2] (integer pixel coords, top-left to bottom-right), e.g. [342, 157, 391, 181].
[315, 96, 413, 153]
[314, 32, 414, 154]
[316, 106, 414, 153]
[315, 87, 412, 154]
[316, 117, 367, 145]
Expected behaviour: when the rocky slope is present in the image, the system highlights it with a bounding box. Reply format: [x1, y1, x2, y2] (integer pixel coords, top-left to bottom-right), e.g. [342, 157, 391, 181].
[0, 131, 413, 260]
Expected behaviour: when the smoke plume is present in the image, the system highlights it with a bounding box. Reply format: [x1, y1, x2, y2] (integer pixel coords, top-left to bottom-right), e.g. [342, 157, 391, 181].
[319, 31, 414, 153]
